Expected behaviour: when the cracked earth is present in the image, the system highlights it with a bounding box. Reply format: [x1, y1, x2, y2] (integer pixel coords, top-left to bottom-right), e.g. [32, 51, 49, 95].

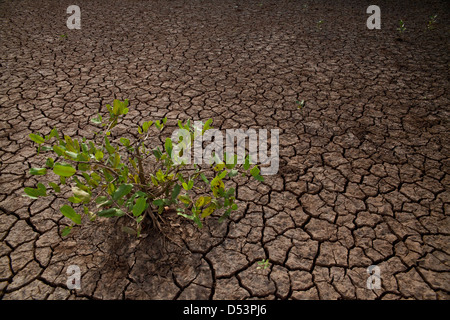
[1, 0, 449, 300]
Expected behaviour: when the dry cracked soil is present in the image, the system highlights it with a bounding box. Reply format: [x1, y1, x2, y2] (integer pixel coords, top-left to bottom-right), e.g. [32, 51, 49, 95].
[0, 0, 449, 300]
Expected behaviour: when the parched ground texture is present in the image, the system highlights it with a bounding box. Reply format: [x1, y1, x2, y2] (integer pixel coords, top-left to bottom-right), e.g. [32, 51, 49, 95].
[1, 0, 449, 300]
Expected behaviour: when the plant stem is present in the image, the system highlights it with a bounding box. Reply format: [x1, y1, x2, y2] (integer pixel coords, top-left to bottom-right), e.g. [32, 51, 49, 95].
[135, 146, 146, 185]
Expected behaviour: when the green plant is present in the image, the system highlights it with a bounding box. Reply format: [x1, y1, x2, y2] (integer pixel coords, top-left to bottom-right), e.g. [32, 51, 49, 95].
[256, 259, 270, 270]
[24, 99, 264, 237]
[295, 100, 305, 109]
[59, 34, 67, 39]
[426, 14, 437, 30]
[317, 19, 324, 30]
[397, 19, 406, 33]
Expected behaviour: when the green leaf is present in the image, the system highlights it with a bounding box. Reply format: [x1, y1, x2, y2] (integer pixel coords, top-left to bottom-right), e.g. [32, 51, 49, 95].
[254, 174, 264, 182]
[95, 198, 112, 208]
[193, 214, 203, 228]
[165, 138, 173, 157]
[197, 174, 208, 186]
[81, 142, 89, 154]
[122, 226, 136, 235]
[97, 208, 125, 217]
[150, 175, 159, 186]
[72, 186, 91, 203]
[178, 195, 191, 205]
[112, 153, 121, 168]
[65, 151, 79, 160]
[61, 226, 72, 237]
[201, 206, 215, 218]
[171, 184, 182, 202]
[226, 187, 235, 197]
[23, 187, 41, 199]
[244, 155, 251, 170]
[112, 184, 133, 201]
[132, 197, 147, 217]
[218, 170, 228, 179]
[53, 145, 65, 156]
[45, 158, 54, 168]
[36, 183, 47, 195]
[214, 163, 225, 171]
[104, 136, 115, 154]
[153, 199, 165, 207]
[177, 211, 194, 220]
[250, 166, 260, 177]
[153, 147, 162, 160]
[112, 99, 120, 115]
[68, 196, 82, 204]
[95, 196, 108, 204]
[142, 121, 153, 132]
[182, 180, 193, 191]
[53, 163, 76, 177]
[95, 150, 104, 161]
[203, 119, 213, 133]
[73, 138, 81, 153]
[203, 196, 212, 206]
[30, 168, 47, 175]
[225, 154, 238, 169]
[46, 128, 59, 140]
[60, 205, 82, 224]
[91, 117, 101, 124]
[228, 169, 238, 177]
[29, 133, 45, 144]
[64, 135, 75, 152]
[60, 176, 67, 185]
[120, 137, 130, 147]
[231, 203, 238, 210]
[49, 182, 61, 193]
[195, 196, 205, 208]
[40, 146, 53, 152]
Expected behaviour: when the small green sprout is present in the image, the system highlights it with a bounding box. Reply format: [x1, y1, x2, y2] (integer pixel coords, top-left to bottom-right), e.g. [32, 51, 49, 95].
[257, 259, 270, 270]
[397, 20, 406, 33]
[317, 20, 324, 30]
[296, 100, 305, 109]
[426, 14, 437, 30]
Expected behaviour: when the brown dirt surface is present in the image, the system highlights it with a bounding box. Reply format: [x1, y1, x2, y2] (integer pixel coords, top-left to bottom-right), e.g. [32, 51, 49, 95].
[0, 0, 449, 300]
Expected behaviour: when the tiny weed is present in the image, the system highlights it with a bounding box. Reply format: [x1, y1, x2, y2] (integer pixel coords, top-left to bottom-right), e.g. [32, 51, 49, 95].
[317, 20, 324, 30]
[257, 259, 270, 270]
[295, 100, 305, 109]
[426, 14, 437, 30]
[397, 19, 406, 33]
